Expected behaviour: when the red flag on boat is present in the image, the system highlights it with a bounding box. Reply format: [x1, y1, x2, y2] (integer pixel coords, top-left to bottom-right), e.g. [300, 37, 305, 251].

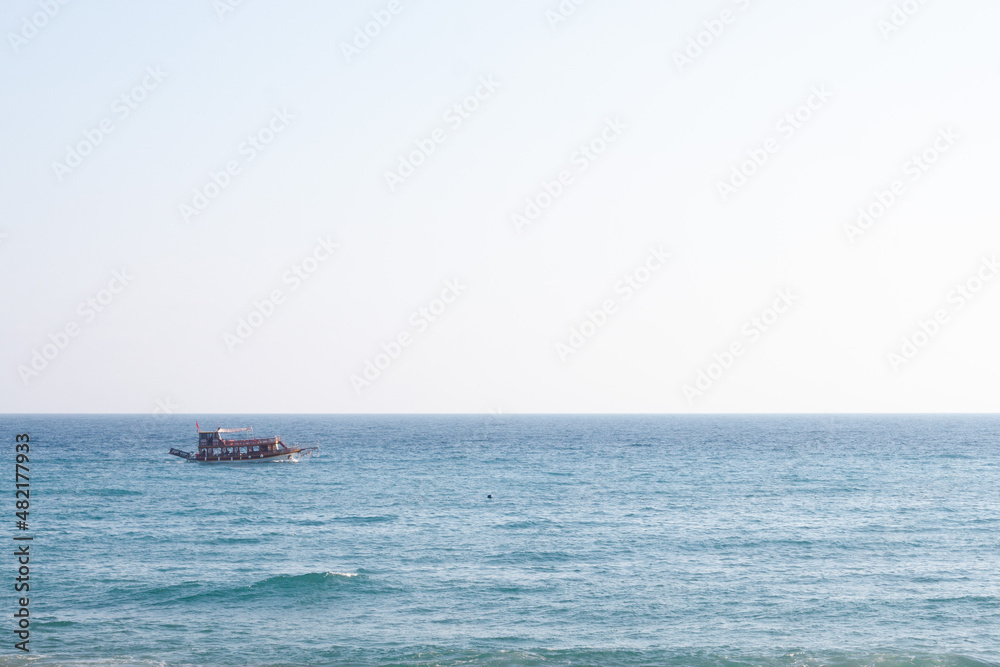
[196, 421, 200, 431]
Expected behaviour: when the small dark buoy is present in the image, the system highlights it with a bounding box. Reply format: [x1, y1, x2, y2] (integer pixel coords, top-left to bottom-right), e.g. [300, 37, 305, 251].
[486, 494, 493, 499]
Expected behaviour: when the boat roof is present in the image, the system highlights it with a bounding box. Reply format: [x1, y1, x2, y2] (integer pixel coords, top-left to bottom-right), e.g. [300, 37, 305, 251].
[198, 427, 254, 435]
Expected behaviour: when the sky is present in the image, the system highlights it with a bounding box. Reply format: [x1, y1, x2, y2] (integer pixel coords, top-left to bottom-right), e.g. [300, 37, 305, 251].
[2, 0, 999, 414]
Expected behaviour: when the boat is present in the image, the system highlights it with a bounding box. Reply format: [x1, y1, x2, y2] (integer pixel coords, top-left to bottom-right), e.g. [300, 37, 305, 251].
[169, 426, 317, 463]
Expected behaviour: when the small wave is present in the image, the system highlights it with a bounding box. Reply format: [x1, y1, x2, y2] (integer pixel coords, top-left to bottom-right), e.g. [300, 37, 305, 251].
[486, 550, 574, 564]
[497, 519, 552, 530]
[32, 620, 77, 628]
[80, 488, 144, 497]
[233, 570, 365, 595]
[188, 570, 374, 603]
[117, 580, 202, 603]
[331, 515, 397, 524]
[925, 595, 998, 604]
[205, 535, 262, 545]
[117, 571, 371, 607]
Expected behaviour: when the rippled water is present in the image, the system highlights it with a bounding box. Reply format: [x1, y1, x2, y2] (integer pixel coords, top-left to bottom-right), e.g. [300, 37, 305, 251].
[1, 414, 998, 666]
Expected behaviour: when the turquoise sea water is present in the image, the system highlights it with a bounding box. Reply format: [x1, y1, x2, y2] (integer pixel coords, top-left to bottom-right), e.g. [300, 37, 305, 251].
[0, 414, 998, 666]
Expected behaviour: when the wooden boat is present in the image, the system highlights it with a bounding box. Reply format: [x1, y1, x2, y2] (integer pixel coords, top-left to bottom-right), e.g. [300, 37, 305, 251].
[169, 426, 317, 463]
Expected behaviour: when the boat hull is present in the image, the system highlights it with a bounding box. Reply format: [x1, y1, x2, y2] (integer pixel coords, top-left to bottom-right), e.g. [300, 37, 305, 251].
[191, 452, 303, 464]
[189, 448, 315, 463]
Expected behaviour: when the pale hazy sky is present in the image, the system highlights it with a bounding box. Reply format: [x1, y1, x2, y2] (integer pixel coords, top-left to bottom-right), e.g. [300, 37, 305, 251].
[2, 0, 999, 413]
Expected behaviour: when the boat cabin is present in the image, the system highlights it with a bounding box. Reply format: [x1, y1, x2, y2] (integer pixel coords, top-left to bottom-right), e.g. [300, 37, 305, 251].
[196, 427, 286, 461]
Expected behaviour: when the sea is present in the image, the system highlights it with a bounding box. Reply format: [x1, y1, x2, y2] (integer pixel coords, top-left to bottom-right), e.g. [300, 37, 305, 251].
[0, 414, 997, 667]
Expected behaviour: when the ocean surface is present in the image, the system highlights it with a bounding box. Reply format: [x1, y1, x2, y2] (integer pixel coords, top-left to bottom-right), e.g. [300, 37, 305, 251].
[0, 414, 998, 666]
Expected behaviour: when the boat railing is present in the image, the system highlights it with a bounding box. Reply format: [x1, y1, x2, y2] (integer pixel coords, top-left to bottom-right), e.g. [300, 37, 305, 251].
[202, 437, 281, 448]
